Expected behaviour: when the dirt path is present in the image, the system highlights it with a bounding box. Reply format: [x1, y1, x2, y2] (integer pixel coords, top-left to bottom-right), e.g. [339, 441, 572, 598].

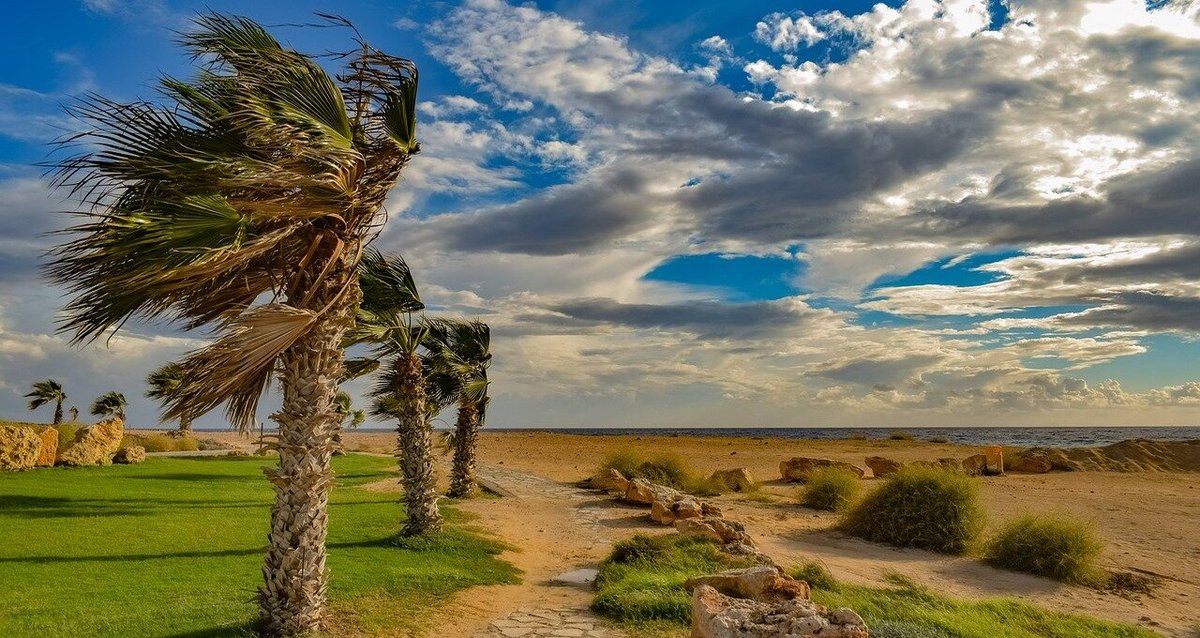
[439, 464, 633, 638]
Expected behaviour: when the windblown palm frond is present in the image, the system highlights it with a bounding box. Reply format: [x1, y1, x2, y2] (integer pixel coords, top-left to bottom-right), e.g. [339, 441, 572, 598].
[424, 318, 492, 413]
[25, 379, 66, 410]
[145, 362, 185, 400]
[91, 391, 127, 419]
[45, 12, 420, 430]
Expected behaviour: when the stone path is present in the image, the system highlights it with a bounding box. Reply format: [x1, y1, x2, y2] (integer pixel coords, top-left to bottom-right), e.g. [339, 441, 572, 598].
[471, 465, 628, 638]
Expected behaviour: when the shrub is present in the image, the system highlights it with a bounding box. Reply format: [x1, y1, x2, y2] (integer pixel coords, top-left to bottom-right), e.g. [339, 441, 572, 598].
[800, 467, 861, 512]
[788, 561, 837, 591]
[888, 430, 914, 441]
[840, 465, 984, 554]
[984, 515, 1102, 584]
[598, 450, 729, 495]
[121, 433, 200, 453]
[600, 451, 643, 479]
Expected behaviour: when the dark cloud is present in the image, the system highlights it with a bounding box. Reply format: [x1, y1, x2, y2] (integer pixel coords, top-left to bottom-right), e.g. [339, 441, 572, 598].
[527, 296, 829, 339]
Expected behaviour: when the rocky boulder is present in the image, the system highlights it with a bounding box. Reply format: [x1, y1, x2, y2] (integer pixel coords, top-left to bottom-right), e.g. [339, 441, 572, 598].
[593, 468, 630, 494]
[0, 425, 40, 471]
[676, 516, 755, 547]
[113, 446, 146, 464]
[864, 456, 902, 478]
[58, 417, 125, 467]
[780, 457, 865, 482]
[691, 584, 869, 638]
[651, 493, 705, 525]
[708, 468, 756, 492]
[686, 566, 810, 603]
[35, 427, 59, 467]
[622, 477, 659, 504]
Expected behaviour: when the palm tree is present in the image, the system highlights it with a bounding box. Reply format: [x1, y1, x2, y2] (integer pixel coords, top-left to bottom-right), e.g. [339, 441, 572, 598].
[146, 363, 192, 433]
[44, 13, 419, 637]
[91, 391, 127, 420]
[348, 249, 444, 535]
[331, 390, 365, 454]
[426, 319, 491, 498]
[68, 406, 79, 422]
[25, 379, 67, 425]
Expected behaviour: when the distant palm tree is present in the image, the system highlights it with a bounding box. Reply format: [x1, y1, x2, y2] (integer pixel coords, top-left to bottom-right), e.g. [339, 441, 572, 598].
[25, 379, 67, 425]
[43, 13, 420, 636]
[426, 319, 491, 498]
[145, 363, 191, 433]
[348, 249, 445, 535]
[68, 406, 79, 422]
[90, 392, 127, 420]
[331, 390, 365, 454]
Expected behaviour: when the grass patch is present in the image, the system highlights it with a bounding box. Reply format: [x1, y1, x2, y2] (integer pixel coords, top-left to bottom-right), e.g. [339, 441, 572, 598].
[841, 465, 984, 554]
[984, 515, 1103, 584]
[0, 454, 518, 637]
[598, 450, 733, 496]
[592, 534, 756, 628]
[800, 467, 861, 512]
[808, 572, 1157, 638]
[787, 560, 838, 590]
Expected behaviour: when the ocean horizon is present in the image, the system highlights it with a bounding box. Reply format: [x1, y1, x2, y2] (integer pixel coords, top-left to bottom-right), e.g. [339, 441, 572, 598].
[182, 425, 1200, 449]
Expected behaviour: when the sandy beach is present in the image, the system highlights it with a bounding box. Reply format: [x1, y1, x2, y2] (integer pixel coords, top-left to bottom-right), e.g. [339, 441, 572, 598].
[199, 429, 1200, 637]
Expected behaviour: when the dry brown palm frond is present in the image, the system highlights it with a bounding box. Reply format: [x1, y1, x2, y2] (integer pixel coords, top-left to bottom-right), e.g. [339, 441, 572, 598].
[164, 304, 317, 430]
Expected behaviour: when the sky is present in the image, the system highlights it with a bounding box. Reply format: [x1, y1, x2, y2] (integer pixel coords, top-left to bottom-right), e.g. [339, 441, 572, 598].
[1, 0, 1199, 429]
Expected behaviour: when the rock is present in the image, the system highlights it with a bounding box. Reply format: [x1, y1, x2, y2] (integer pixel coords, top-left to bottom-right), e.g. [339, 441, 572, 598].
[962, 453, 987, 476]
[35, 427, 59, 467]
[780, 457, 865, 482]
[686, 566, 811, 603]
[593, 468, 630, 494]
[676, 516, 755, 547]
[691, 584, 869, 638]
[651, 494, 704, 525]
[676, 517, 724, 543]
[701, 502, 723, 518]
[1010, 451, 1052, 473]
[113, 446, 146, 464]
[0, 425, 41, 471]
[58, 417, 125, 467]
[623, 477, 658, 505]
[864, 456, 903, 478]
[708, 468, 756, 491]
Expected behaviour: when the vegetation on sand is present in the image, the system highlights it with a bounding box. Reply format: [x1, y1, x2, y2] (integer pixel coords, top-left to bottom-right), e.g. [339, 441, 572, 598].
[800, 467, 861, 512]
[598, 450, 736, 496]
[984, 515, 1103, 584]
[0, 454, 518, 638]
[44, 12, 420, 635]
[841, 465, 984, 554]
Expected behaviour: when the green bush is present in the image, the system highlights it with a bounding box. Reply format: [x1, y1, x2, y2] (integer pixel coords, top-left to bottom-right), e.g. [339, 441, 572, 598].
[888, 430, 915, 441]
[788, 561, 837, 591]
[840, 465, 984, 554]
[593, 534, 756, 625]
[121, 433, 200, 453]
[800, 467, 861, 512]
[984, 515, 1102, 584]
[598, 450, 730, 495]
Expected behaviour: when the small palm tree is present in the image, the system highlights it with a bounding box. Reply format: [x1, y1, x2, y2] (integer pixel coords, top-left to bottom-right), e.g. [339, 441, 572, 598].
[348, 249, 444, 535]
[331, 391, 365, 454]
[426, 319, 491, 498]
[68, 406, 79, 422]
[44, 13, 420, 636]
[146, 363, 191, 433]
[91, 391, 127, 420]
[25, 379, 67, 425]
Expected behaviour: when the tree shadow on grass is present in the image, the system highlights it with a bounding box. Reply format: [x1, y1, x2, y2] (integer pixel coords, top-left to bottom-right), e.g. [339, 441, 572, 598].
[160, 622, 257, 638]
[0, 536, 400, 565]
[0, 494, 269, 519]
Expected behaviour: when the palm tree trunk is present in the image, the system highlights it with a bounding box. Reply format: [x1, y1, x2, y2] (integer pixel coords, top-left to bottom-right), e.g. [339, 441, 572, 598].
[258, 290, 354, 637]
[448, 400, 480, 498]
[179, 416, 193, 435]
[53, 401, 63, 426]
[395, 352, 442, 535]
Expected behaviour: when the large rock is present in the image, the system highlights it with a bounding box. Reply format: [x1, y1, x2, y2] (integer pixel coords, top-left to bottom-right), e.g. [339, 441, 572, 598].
[593, 468, 630, 493]
[0, 425, 40, 471]
[864, 456, 903, 478]
[113, 446, 146, 464]
[691, 584, 869, 638]
[676, 516, 755, 547]
[623, 477, 658, 505]
[780, 457, 865, 482]
[708, 468, 756, 492]
[652, 494, 704, 525]
[1009, 451, 1052, 473]
[686, 566, 810, 603]
[58, 417, 125, 467]
[35, 427, 59, 467]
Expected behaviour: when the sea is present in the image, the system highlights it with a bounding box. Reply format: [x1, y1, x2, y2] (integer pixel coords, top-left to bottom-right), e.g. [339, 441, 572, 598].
[234, 425, 1200, 449]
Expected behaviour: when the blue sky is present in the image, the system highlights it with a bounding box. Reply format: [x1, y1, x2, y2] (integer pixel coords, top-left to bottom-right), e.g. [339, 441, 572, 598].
[2, 0, 1199, 428]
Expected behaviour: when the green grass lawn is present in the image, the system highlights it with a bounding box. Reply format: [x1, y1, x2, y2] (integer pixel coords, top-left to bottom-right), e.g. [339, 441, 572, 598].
[0, 454, 519, 638]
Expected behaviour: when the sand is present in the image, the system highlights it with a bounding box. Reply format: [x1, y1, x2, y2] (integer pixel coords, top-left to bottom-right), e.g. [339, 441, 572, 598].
[201, 429, 1200, 637]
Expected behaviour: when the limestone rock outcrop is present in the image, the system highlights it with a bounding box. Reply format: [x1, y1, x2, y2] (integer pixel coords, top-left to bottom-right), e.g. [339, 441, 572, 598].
[780, 457, 865, 482]
[685, 566, 811, 603]
[864, 456, 902, 478]
[708, 468, 755, 491]
[35, 427, 58, 467]
[0, 425, 40, 471]
[691, 584, 869, 638]
[113, 446, 146, 464]
[593, 468, 630, 494]
[58, 417, 125, 467]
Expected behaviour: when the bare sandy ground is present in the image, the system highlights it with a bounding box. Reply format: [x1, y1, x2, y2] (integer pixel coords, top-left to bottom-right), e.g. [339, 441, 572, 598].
[202, 429, 1200, 636]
